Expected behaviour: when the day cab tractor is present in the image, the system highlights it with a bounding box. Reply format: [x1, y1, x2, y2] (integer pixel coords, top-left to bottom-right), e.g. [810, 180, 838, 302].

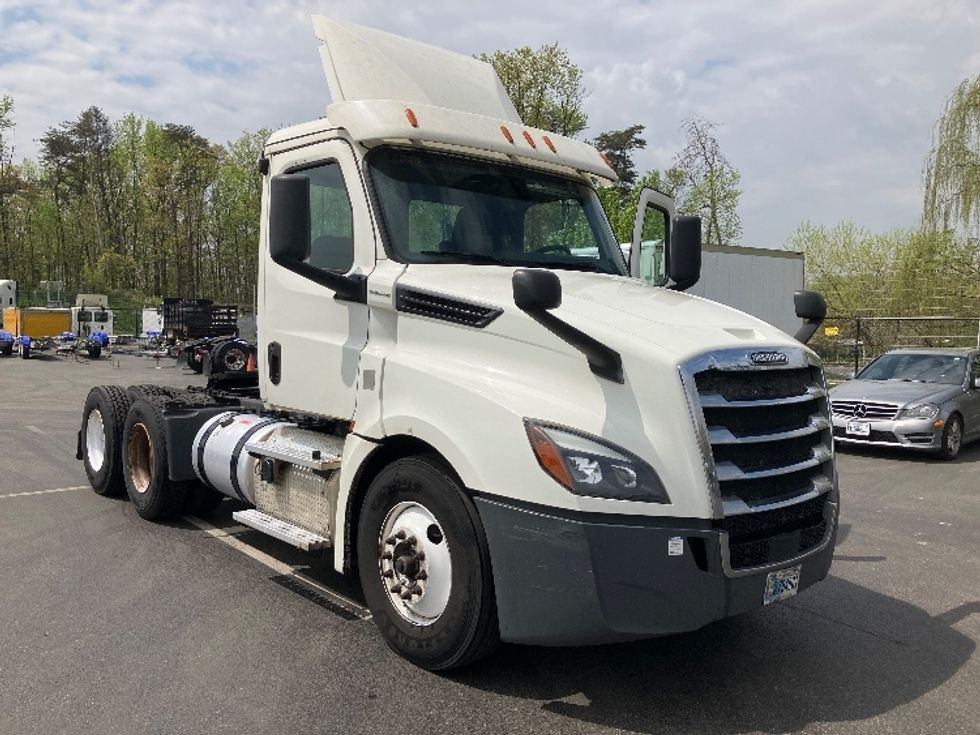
[76, 17, 837, 671]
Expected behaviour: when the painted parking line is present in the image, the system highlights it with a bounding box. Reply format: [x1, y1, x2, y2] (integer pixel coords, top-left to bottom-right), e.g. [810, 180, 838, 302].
[182, 513, 371, 620]
[0, 485, 87, 500]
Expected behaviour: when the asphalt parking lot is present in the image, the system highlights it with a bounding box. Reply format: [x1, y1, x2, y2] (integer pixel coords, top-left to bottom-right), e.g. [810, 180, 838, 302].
[0, 353, 977, 735]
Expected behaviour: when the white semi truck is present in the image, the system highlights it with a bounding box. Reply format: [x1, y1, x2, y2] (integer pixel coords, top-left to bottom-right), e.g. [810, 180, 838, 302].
[75, 18, 837, 670]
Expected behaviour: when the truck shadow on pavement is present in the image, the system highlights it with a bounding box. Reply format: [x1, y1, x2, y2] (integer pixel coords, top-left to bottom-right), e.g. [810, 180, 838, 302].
[451, 577, 976, 734]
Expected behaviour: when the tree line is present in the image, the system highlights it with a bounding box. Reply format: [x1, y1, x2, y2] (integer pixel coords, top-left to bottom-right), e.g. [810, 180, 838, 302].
[0, 99, 266, 309]
[1, 44, 976, 324]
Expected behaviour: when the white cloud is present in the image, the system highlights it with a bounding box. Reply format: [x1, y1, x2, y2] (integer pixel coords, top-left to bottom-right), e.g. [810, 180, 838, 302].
[0, 0, 977, 246]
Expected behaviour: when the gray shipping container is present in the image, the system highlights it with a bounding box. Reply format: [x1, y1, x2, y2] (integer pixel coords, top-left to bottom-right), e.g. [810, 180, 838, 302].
[688, 245, 804, 336]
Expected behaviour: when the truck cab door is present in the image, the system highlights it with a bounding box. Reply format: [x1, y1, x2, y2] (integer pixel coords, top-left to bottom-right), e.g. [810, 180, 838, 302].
[260, 140, 374, 420]
[629, 188, 674, 284]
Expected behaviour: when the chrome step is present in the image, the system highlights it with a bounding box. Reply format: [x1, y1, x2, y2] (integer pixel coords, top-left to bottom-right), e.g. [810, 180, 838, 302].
[244, 437, 342, 471]
[232, 509, 331, 551]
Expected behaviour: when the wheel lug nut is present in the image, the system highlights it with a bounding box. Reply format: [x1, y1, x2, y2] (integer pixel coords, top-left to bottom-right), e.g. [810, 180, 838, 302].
[416, 551, 425, 561]
[390, 583, 402, 594]
[416, 570, 428, 580]
[385, 536, 396, 546]
[382, 570, 393, 578]
[400, 590, 414, 600]
[394, 530, 406, 540]
[406, 536, 417, 546]
[381, 552, 392, 560]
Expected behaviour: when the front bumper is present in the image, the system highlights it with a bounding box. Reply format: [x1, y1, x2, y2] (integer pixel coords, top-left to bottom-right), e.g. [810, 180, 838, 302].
[475, 495, 837, 646]
[831, 415, 941, 450]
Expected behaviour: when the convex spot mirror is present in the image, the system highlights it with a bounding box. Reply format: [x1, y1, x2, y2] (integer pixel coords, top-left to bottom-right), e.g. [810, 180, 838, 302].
[270, 174, 312, 264]
[794, 290, 827, 322]
[793, 290, 827, 344]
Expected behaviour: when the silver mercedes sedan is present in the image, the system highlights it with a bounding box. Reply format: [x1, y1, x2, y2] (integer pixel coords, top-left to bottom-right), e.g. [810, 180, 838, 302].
[830, 348, 980, 459]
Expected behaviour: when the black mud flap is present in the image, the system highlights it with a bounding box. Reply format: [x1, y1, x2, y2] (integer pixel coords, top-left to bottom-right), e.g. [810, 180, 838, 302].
[75, 430, 83, 461]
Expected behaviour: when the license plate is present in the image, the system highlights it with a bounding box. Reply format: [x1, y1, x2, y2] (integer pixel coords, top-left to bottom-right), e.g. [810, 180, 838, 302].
[764, 565, 801, 605]
[846, 420, 870, 436]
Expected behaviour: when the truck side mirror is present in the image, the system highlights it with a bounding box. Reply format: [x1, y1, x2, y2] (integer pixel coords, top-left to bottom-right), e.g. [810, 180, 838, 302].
[513, 269, 562, 311]
[793, 290, 827, 344]
[268, 173, 366, 303]
[270, 174, 312, 264]
[667, 215, 701, 291]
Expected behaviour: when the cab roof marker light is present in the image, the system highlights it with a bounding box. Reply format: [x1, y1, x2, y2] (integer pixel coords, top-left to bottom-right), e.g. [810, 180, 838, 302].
[599, 152, 613, 167]
[522, 131, 536, 148]
[542, 135, 557, 153]
[500, 125, 515, 144]
[405, 108, 419, 127]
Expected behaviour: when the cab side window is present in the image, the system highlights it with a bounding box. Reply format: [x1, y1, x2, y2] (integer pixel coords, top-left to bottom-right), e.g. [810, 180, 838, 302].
[306, 162, 354, 273]
[971, 355, 980, 387]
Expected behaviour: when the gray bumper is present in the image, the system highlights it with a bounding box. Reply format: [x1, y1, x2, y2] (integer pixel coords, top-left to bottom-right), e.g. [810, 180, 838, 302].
[475, 495, 837, 646]
[831, 415, 941, 450]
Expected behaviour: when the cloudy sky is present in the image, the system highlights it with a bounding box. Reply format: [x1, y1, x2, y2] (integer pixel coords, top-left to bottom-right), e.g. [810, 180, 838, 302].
[1, 0, 978, 246]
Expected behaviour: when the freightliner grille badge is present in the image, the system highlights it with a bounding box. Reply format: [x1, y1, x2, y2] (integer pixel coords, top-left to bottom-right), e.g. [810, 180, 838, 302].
[750, 351, 789, 366]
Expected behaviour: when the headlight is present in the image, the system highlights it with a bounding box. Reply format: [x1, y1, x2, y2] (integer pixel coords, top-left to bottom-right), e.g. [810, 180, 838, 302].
[524, 420, 669, 503]
[898, 403, 940, 420]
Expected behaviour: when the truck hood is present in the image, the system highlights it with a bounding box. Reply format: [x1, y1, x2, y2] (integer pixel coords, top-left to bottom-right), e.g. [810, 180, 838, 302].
[829, 379, 962, 407]
[398, 264, 802, 365]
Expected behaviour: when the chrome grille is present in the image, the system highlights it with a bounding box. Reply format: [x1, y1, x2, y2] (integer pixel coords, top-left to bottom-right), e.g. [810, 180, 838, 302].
[681, 348, 836, 572]
[830, 400, 900, 420]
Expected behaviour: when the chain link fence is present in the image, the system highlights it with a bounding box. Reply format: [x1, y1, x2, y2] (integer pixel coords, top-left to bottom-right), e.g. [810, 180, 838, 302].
[809, 316, 980, 384]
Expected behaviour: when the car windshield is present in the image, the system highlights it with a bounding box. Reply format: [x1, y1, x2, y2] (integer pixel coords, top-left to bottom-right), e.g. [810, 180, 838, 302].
[367, 147, 626, 274]
[857, 353, 967, 385]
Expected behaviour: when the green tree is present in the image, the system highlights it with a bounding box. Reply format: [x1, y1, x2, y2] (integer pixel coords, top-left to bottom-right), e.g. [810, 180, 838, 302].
[786, 221, 979, 318]
[593, 125, 647, 188]
[923, 74, 980, 241]
[0, 95, 18, 273]
[673, 116, 742, 246]
[478, 44, 588, 137]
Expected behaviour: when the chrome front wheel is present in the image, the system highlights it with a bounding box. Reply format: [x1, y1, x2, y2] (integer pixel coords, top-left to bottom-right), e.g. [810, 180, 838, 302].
[378, 501, 452, 625]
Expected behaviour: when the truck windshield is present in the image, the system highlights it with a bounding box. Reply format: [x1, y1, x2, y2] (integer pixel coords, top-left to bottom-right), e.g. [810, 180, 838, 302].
[368, 147, 626, 274]
[857, 353, 967, 385]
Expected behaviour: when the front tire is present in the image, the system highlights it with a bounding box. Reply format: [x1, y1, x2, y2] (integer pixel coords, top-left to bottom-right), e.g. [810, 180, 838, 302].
[80, 386, 132, 496]
[357, 456, 499, 670]
[122, 399, 190, 519]
[20, 344, 30, 359]
[938, 414, 963, 460]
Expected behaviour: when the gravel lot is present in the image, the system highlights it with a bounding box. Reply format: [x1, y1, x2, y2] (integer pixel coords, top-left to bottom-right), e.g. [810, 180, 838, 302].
[0, 352, 977, 735]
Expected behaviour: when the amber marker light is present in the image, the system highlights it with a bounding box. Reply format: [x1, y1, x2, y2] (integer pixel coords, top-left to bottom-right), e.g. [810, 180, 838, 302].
[405, 108, 419, 127]
[522, 131, 536, 148]
[600, 152, 613, 167]
[542, 135, 557, 153]
[525, 422, 573, 489]
[500, 125, 514, 144]
[934, 419, 945, 428]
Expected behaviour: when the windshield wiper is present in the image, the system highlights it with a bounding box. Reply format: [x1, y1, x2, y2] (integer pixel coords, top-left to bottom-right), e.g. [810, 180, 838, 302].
[417, 250, 518, 267]
[548, 261, 619, 275]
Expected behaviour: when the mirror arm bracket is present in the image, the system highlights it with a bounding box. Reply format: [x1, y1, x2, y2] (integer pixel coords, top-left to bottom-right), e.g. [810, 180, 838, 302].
[271, 252, 367, 303]
[522, 307, 624, 383]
